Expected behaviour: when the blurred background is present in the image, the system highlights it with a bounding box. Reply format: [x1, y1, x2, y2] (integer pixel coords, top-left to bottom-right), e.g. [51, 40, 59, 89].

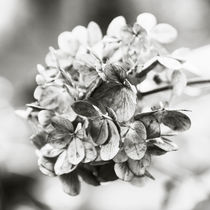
[0, 0, 210, 210]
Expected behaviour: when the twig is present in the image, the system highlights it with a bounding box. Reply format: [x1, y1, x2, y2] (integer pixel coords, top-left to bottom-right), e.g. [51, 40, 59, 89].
[138, 79, 210, 99]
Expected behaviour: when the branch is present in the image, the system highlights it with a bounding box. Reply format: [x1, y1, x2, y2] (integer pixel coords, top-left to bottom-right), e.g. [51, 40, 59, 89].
[138, 79, 210, 99]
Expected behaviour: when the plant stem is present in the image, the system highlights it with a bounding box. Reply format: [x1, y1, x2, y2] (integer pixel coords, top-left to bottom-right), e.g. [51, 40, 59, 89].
[138, 79, 210, 98]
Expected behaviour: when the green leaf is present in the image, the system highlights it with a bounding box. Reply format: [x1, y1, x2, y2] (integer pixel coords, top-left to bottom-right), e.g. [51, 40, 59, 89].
[161, 110, 191, 131]
[67, 137, 85, 165]
[71, 100, 101, 118]
[114, 162, 134, 181]
[40, 143, 64, 158]
[82, 142, 97, 163]
[124, 122, 147, 160]
[128, 153, 151, 176]
[59, 172, 81, 196]
[134, 113, 160, 138]
[89, 118, 109, 145]
[54, 150, 76, 175]
[51, 116, 74, 132]
[100, 120, 120, 161]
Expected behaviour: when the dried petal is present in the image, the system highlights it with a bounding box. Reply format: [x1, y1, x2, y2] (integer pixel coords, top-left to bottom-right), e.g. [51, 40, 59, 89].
[104, 63, 127, 83]
[67, 137, 85, 165]
[134, 113, 160, 138]
[113, 148, 128, 163]
[114, 162, 134, 181]
[124, 122, 147, 160]
[90, 118, 109, 145]
[59, 172, 81, 196]
[51, 116, 74, 132]
[40, 143, 64, 158]
[161, 111, 191, 131]
[30, 131, 48, 149]
[71, 100, 101, 118]
[54, 150, 76, 175]
[148, 138, 178, 152]
[82, 142, 97, 163]
[100, 120, 120, 161]
[128, 154, 151, 176]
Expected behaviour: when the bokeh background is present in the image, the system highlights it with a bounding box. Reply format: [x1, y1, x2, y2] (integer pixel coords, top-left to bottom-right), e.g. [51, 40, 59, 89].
[0, 0, 210, 210]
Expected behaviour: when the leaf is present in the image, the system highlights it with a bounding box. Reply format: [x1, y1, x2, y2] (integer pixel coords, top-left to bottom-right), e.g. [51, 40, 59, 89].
[136, 13, 157, 31]
[151, 23, 178, 44]
[157, 56, 182, 70]
[148, 138, 178, 152]
[51, 116, 74, 132]
[67, 137, 85, 165]
[40, 143, 64, 158]
[113, 148, 128, 163]
[82, 142, 97, 163]
[77, 167, 100, 186]
[161, 110, 191, 131]
[104, 63, 127, 83]
[59, 172, 81, 196]
[92, 82, 137, 122]
[128, 154, 151, 176]
[87, 21, 102, 46]
[100, 120, 120, 161]
[38, 156, 55, 176]
[71, 100, 101, 118]
[54, 150, 76, 175]
[58, 31, 79, 55]
[107, 16, 126, 37]
[114, 162, 134, 181]
[171, 70, 187, 96]
[89, 118, 109, 145]
[134, 113, 160, 138]
[124, 122, 147, 160]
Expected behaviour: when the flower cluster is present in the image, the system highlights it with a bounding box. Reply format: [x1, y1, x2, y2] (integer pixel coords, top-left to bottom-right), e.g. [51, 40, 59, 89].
[28, 13, 191, 196]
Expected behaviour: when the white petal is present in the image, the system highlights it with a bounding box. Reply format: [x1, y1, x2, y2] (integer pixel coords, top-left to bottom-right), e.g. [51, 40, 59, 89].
[151, 23, 178, 44]
[87, 21, 102, 46]
[136, 13, 157, 31]
[58, 31, 79, 55]
[107, 16, 126, 38]
[72, 25, 88, 45]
